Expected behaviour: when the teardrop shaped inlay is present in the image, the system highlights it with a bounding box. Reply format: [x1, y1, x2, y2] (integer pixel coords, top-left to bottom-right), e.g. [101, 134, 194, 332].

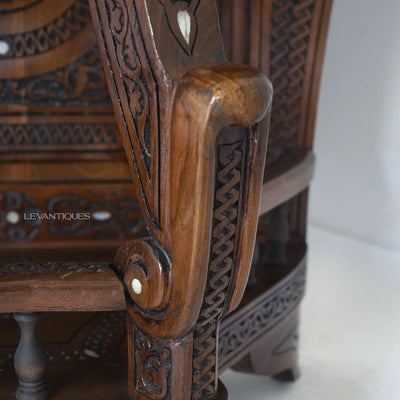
[177, 10, 191, 45]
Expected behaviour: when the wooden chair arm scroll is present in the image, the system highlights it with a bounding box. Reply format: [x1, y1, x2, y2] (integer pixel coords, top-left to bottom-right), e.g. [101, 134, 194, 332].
[89, 1, 272, 399]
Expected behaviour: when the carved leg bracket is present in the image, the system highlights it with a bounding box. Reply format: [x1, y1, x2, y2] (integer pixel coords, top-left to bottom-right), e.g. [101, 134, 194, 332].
[126, 314, 193, 400]
[126, 315, 229, 400]
[13, 312, 48, 400]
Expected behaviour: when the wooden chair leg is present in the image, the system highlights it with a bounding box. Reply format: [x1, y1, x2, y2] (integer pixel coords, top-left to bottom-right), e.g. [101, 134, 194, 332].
[13, 313, 48, 400]
[126, 315, 229, 400]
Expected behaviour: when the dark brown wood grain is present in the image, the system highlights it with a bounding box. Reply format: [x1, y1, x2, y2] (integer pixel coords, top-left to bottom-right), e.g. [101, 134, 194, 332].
[90, 1, 272, 398]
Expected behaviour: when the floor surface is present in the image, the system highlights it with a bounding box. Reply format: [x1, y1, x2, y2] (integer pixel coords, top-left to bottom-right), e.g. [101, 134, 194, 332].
[222, 224, 400, 400]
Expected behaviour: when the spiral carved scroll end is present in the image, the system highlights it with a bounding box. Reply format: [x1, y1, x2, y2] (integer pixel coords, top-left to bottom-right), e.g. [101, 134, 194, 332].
[114, 238, 171, 313]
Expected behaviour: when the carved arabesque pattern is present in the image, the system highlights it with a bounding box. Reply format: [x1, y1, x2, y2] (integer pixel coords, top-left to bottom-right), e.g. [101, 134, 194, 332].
[192, 138, 244, 400]
[0, 47, 111, 105]
[0, 0, 91, 59]
[93, 0, 160, 226]
[106, 0, 154, 177]
[134, 328, 171, 400]
[267, 0, 315, 167]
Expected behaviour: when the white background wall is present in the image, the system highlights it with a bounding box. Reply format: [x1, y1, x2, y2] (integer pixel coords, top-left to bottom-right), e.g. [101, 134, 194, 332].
[309, 0, 400, 252]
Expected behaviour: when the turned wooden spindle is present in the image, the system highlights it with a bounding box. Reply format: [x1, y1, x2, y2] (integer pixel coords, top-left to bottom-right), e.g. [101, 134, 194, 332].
[13, 313, 48, 400]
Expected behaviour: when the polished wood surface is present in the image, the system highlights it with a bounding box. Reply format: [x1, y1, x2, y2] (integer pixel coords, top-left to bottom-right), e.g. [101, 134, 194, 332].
[90, 1, 272, 398]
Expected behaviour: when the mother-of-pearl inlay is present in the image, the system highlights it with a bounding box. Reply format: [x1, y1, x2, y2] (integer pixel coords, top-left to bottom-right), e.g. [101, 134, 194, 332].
[177, 10, 191, 44]
[0, 40, 10, 55]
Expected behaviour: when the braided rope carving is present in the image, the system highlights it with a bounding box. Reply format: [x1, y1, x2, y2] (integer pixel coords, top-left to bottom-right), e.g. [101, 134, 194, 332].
[268, 0, 315, 165]
[0, 123, 119, 148]
[192, 139, 244, 400]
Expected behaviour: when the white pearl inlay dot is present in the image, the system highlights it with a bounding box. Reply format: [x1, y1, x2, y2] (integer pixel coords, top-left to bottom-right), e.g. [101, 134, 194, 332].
[92, 210, 112, 221]
[177, 10, 191, 44]
[84, 349, 100, 358]
[132, 278, 142, 295]
[0, 41, 10, 55]
[6, 211, 20, 224]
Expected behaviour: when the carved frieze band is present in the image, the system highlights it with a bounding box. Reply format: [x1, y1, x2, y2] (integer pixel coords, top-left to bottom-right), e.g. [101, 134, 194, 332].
[0, 191, 144, 243]
[0, 47, 111, 106]
[47, 193, 144, 239]
[0, 0, 91, 59]
[0, 123, 120, 153]
[0, 262, 113, 277]
[218, 259, 306, 370]
[192, 136, 246, 400]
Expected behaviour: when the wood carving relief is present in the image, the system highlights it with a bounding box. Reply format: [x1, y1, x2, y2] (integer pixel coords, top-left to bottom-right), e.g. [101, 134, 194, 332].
[133, 328, 171, 400]
[100, 0, 160, 225]
[47, 193, 143, 239]
[0, 122, 119, 153]
[267, 0, 316, 167]
[218, 260, 306, 371]
[90, 0, 272, 398]
[0, 0, 121, 161]
[192, 133, 246, 399]
[0, 47, 111, 105]
[0, 190, 144, 243]
[0, 0, 91, 59]
[218, 0, 326, 178]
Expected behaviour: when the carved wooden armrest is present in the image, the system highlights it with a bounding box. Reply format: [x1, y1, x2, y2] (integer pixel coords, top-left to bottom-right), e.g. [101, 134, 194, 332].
[115, 62, 271, 334]
[89, 1, 272, 398]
